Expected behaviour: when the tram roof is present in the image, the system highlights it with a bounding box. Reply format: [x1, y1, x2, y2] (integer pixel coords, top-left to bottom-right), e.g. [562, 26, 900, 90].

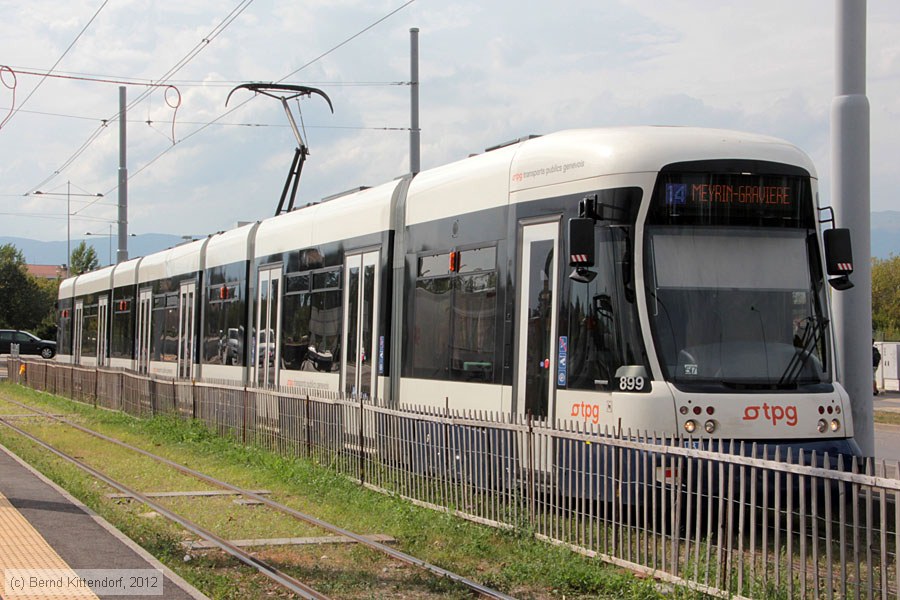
[406, 126, 816, 225]
[254, 180, 399, 258]
[72, 265, 115, 296]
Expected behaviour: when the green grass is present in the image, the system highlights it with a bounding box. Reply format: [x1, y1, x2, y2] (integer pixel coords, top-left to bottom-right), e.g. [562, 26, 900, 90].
[0, 382, 712, 599]
[874, 410, 900, 426]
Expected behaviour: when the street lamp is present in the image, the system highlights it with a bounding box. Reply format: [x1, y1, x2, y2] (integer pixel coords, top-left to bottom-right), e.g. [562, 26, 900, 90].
[85, 224, 113, 266]
[85, 228, 135, 266]
[32, 181, 103, 276]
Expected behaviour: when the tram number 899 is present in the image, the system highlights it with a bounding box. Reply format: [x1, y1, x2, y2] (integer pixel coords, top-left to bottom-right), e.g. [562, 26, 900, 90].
[617, 376, 650, 393]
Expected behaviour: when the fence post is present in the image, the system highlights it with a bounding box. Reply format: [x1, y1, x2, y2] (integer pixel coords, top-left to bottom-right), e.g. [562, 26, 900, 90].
[93, 367, 99, 409]
[305, 394, 311, 458]
[527, 412, 535, 527]
[243, 387, 249, 445]
[358, 393, 365, 485]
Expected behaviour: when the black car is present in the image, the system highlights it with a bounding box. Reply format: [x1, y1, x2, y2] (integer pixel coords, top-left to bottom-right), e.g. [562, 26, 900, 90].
[0, 330, 56, 359]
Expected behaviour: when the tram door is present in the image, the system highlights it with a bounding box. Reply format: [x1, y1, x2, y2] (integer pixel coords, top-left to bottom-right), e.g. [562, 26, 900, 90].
[254, 267, 282, 387]
[135, 288, 152, 374]
[96, 296, 109, 367]
[177, 281, 196, 379]
[341, 251, 380, 400]
[515, 221, 560, 472]
[73, 300, 84, 365]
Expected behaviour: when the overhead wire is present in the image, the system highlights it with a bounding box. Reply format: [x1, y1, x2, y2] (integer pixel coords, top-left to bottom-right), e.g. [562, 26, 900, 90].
[22, 0, 417, 219]
[26, 0, 256, 194]
[0, 104, 410, 131]
[99, 0, 419, 199]
[3, 66, 409, 88]
[1, 0, 109, 131]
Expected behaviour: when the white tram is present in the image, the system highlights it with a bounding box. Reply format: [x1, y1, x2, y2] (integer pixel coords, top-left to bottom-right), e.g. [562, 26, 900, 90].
[57, 127, 860, 457]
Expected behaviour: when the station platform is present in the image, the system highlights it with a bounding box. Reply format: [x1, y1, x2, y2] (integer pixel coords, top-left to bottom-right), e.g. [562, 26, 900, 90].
[0, 444, 206, 599]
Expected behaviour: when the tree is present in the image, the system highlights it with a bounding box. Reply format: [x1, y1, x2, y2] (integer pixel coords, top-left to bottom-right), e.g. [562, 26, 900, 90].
[0, 243, 53, 331]
[69, 240, 99, 276]
[872, 255, 900, 340]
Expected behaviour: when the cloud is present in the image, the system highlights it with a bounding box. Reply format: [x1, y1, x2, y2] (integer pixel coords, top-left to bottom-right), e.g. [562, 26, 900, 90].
[1, 0, 899, 241]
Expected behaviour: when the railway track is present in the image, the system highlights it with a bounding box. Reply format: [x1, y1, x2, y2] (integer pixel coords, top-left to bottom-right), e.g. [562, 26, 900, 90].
[0, 396, 516, 600]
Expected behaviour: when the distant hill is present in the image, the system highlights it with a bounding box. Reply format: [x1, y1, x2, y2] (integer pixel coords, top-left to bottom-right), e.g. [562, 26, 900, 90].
[872, 211, 900, 260]
[5, 212, 900, 267]
[0, 234, 184, 266]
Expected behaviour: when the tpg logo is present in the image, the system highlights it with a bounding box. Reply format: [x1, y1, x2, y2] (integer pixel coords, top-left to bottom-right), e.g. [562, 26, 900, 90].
[742, 403, 798, 427]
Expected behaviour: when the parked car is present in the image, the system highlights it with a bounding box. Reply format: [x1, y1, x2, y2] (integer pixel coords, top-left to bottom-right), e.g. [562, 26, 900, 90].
[0, 330, 56, 359]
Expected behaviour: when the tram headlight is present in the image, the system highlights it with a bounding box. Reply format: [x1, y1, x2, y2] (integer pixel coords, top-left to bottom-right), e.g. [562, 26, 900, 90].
[684, 419, 697, 434]
[817, 419, 828, 433]
[830, 419, 841, 432]
[704, 419, 717, 434]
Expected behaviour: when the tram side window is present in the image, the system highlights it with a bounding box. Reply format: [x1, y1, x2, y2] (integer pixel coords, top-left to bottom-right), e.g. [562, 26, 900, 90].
[81, 302, 98, 358]
[451, 248, 497, 381]
[566, 229, 644, 391]
[282, 274, 311, 370]
[204, 283, 243, 365]
[111, 295, 134, 359]
[58, 301, 73, 355]
[412, 247, 498, 382]
[282, 268, 343, 373]
[412, 253, 452, 378]
[151, 293, 179, 362]
[310, 270, 341, 372]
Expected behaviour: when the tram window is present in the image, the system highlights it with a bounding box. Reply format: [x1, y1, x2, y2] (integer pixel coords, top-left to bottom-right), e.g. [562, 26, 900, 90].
[418, 253, 451, 277]
[412, 275, 452, 378]
[458, 247, 496, 273]
[313, 269, 340, 290]
[412, 246, 499, 381]
[278, 267, 344, 374]
[286, 274, 310, 294]
[565, 189, 645, 391]
[57, 301, 73, 354]
[451, 271, 497, 381]
[203, 278, 244, 366]
[307, 269, 342, 373]
[282, 274, 312, 370]
[111, 294, 134, 359]
[151, 293, 179, 362]
[81, 302, 98, 358]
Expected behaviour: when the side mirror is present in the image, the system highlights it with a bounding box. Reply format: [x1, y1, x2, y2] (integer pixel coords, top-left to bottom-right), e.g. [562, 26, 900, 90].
[568, 218, 596, 283]
[824, 228, 854, 290]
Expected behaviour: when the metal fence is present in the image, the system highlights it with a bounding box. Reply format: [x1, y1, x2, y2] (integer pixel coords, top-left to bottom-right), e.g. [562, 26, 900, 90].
[5, 358, 900, 599]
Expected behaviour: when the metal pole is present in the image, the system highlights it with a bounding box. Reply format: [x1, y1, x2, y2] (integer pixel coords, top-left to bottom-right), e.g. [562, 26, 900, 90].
[832, 0, 872, 455]
[117, 86, 128, 263]
[66, 180, 70, 277]
[409, 27, 420, 175]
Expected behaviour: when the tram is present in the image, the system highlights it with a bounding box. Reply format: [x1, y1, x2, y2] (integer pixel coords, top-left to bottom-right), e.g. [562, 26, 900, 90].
[56, 126, 860, 457]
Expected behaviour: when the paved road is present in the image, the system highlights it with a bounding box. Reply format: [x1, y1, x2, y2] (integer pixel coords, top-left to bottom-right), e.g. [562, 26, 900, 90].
[874, 389, 900, 461]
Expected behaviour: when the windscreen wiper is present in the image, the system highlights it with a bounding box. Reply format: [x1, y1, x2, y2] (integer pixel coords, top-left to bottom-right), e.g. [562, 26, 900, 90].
[778, 316, 827, 386]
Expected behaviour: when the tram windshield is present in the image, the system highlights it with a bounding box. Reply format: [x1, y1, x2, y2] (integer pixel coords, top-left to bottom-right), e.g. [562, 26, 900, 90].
[645, 165, 829, 390]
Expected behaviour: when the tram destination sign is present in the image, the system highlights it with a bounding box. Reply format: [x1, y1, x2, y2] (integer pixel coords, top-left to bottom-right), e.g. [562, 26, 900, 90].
[665, 183, 792, 207]
[653, 172, 811, 226]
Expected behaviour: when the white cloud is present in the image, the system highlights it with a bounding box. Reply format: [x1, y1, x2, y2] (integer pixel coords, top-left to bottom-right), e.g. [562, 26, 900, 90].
[0, 0, 898, 243]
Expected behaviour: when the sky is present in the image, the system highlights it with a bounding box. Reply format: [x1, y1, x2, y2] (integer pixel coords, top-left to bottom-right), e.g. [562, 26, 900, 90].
[0, 1, 898, 245]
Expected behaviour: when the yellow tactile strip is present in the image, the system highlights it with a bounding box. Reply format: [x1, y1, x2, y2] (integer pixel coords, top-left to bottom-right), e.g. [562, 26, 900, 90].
[0, 491, 98, 599]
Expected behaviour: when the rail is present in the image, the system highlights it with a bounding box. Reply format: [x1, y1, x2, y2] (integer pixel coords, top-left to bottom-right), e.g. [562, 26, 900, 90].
[6, 358, 899, 599]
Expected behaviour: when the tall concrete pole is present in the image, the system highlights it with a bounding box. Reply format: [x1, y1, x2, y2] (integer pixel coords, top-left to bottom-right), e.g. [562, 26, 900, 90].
[409, 27, 420, 175]
[117, 86, 129, 263]
[832, 0, 872, 455]
[66, 180, 71, 277]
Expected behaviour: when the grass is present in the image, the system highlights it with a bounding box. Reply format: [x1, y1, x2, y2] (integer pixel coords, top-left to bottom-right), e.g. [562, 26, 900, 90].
[0, 382, 702, 599]
[874, 410, 900, 426]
